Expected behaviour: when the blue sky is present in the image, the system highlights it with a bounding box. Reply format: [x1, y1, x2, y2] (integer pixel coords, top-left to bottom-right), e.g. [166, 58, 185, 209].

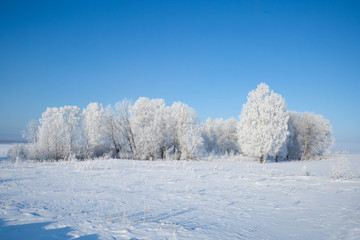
[1, 0, 359, 152]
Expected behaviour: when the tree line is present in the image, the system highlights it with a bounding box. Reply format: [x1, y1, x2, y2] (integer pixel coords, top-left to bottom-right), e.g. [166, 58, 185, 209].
[9, 83, 334, 162]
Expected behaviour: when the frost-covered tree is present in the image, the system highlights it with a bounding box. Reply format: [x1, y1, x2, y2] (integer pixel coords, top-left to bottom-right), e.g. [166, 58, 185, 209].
[37, 108, 59, 160]
[202, 118, 239, 155]
[60, 106, 83, 158]
[18, 91, 336, 162]
[115, 99, 136, 155]
[170, 102, 203, 160]
[287, 112, 334, 160]
[202, 118, 217, 154]
[131, 97, 172, 159]
[22, 120, 38, 144]
[22, 120, 39, 159]
[237, 83, 289, 163]
[82, 102, 106, 158]
[103, 105, 125, 156]
[222, 118, 240, 154]
[37, 106, 82, 160]
[21, 120, 40, 160]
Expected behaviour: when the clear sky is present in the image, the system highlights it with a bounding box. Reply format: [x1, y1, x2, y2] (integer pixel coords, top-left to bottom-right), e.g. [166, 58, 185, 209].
[1, 0, 359, 152]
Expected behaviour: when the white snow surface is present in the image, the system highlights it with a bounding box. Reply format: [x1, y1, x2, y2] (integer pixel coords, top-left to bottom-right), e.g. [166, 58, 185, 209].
[1, 153, 359, 239]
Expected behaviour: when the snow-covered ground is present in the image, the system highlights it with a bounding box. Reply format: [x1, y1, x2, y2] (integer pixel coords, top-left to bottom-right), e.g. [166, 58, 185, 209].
[0, 152, 359, 239]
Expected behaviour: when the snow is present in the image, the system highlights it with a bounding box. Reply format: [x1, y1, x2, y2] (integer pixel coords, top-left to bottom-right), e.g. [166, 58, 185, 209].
[1, 151, 359, 239]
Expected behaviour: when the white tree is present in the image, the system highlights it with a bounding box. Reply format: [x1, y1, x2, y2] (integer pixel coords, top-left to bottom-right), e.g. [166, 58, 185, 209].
[170, 102, 203, 160]
[115, 99, 136, 155]
[131, 97, 172, 160]
[22, 120, 40, 160]
[61, 106, 82, 158]
[287, 112, 334, 160]
[22, 120, 38, 144]
[37, 106, 82, 160]
[202, 118, 217, 153]
[218, 118, 239, 154]
[202, 118, 239, 155]
[82, 102, 106, 158]
[103, 105, 125, 156]
[237, 83, 289, 163]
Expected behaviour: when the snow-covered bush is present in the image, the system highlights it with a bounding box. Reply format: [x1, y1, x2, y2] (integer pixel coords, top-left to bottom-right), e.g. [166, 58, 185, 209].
[237, 83, 289, 163]
[331, 157, 353, 180]
[300, 164, 310, 176]
[8, 144, 27, 162]
[287, 112, 334, 160]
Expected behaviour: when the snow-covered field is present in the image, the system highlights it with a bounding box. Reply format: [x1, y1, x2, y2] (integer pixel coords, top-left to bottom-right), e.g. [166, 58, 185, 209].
[0, 151, 359, 239]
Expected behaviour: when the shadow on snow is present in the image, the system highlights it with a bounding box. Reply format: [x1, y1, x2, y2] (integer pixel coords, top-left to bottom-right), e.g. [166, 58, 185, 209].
[0, 219, 99, 240]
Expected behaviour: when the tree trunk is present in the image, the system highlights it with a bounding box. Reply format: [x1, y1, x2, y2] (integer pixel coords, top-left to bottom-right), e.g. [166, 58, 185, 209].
[160, 147, 165, 159]
[126, 135, 134, 155]
[259, 155, 264, 163]
[177, 148, 182, 160]
[276, 155, 278, 162]
[127, 119, 136, 152]
[302, 128, 310, 160]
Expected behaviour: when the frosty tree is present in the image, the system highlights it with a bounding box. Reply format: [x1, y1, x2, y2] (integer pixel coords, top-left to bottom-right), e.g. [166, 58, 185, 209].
[103, 105, 125, 155]
[21, 120, 39, 160]
[82, 102, 106, 158]
[131, 97, 172, 160]
[202, 118, 239, 155]
[237, 83, 289, 163]
[37, 106, 82, 160]
[22, 120, 38, 144]
[115, 99, 136, 155]
[287, 112, 334, 160]
[16, 91, 333, 162]
[170, 102, 203, 160]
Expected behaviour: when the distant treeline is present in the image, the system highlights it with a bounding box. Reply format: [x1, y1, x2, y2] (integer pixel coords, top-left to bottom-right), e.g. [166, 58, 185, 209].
[9, 83, 333, 162]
